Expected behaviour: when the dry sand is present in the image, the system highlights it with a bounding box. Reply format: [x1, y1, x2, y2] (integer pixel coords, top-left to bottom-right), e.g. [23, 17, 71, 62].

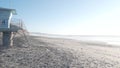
[0, 35, 120, 68]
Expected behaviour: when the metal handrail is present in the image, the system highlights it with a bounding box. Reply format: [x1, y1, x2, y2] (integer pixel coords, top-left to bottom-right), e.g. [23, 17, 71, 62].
[10, 18, 26, 31]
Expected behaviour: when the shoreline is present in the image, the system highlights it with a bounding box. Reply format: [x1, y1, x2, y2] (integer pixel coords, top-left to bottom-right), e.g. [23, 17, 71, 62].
[30, 35, 120, 48]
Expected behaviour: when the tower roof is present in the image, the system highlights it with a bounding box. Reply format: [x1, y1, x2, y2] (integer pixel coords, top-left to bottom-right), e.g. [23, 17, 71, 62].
[0, 7, 17, 15]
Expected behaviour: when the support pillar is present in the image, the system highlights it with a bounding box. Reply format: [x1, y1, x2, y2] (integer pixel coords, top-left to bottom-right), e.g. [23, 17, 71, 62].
[2, 32, 13, 47]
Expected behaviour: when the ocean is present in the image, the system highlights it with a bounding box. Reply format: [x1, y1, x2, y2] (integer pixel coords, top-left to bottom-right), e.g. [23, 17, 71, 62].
[30, 33, 120, 46]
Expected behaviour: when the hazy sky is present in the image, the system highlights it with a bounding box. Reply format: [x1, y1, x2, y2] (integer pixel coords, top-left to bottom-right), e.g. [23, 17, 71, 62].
[0, 0, 120, 35]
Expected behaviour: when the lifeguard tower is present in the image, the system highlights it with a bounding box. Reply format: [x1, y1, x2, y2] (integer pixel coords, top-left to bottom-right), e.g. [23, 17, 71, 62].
[0, 7, 23, 47]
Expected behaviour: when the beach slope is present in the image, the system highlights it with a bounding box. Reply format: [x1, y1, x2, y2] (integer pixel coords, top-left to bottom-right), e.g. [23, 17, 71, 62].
[0, 35, 120, 68]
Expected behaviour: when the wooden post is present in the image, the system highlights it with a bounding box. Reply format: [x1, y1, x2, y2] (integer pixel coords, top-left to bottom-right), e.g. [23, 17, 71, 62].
[10, 32, 13, 47]
[2, 31, 13, 47]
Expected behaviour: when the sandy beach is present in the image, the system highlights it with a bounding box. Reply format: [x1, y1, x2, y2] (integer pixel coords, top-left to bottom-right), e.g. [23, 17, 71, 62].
[0, 35, 120, 68]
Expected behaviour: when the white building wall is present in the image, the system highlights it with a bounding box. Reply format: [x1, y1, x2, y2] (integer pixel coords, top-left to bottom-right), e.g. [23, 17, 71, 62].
[0, 10, 12, 29]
